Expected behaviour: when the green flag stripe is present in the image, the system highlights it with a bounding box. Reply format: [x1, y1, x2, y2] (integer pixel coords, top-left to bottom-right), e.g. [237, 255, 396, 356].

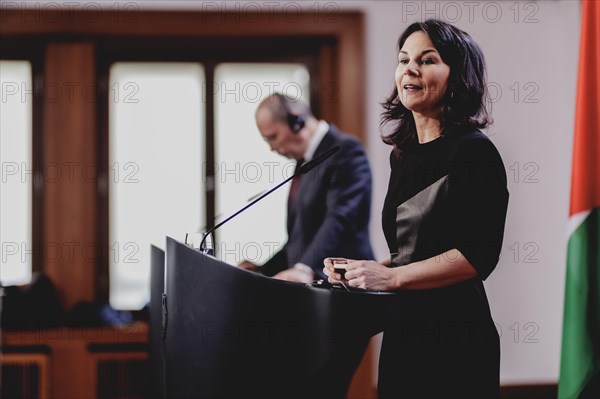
[559, 207, 600, 399]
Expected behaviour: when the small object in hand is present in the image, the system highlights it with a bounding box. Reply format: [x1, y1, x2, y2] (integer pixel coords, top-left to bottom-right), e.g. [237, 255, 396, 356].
[332, 260, 348, 280]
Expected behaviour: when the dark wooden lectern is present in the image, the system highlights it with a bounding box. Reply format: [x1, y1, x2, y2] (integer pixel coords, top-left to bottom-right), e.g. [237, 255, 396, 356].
[156, 237, 394, 398]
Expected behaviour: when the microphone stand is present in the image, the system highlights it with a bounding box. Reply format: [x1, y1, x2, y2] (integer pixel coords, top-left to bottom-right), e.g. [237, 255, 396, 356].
[198, 176, 295, 255]
[198, 146, 340, 255]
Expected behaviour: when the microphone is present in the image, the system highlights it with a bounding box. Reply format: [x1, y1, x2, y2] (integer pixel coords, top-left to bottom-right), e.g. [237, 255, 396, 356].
[198, 145, 340, 254]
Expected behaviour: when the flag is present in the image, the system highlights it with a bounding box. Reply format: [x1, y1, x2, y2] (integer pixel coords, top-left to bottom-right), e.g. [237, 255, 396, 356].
[558, 1, 600, 398]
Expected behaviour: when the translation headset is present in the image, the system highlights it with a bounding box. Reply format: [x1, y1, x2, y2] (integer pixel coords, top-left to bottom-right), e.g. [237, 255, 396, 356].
[276, 93, 306, 134]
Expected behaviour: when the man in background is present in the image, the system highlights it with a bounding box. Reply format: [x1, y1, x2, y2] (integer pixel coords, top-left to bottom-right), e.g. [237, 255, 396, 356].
[240, 93, 374, 283]
[239, 92, 375, 397]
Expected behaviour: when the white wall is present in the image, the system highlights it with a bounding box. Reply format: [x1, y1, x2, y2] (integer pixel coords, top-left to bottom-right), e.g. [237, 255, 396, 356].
[27, 0, 580, 385]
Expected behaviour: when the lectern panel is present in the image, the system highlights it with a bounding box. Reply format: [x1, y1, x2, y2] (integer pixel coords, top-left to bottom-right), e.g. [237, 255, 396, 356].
[164, 237, 393, 398]
[149, 245, 165, 398]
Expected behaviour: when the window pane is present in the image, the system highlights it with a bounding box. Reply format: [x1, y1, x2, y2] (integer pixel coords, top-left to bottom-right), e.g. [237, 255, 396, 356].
[109, 63, 205, 309]
[214, 63, 310, 265]
[1, 61, 32, 286]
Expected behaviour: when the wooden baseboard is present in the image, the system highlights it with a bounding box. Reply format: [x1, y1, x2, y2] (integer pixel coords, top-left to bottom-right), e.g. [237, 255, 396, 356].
[347, 383, 558, 399]
[500, 383, 557, 399]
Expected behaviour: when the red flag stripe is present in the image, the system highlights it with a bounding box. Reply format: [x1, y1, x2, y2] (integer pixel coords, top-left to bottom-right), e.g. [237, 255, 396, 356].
[569, 0, 600, 217]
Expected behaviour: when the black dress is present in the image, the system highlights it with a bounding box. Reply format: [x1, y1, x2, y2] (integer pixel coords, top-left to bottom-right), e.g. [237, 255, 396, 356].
[379, 129, 509, 398]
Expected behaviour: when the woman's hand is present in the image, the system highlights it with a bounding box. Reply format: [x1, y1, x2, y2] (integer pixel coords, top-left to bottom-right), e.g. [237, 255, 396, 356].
[344, 260, 396, 291]
[325, 250, 481, 291]
[324, 257, 397, 291]
[323, 257, 352, 283]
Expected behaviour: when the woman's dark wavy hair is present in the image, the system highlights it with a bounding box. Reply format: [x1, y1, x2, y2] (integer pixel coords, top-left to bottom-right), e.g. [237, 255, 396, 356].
[381, 19, 491, 154]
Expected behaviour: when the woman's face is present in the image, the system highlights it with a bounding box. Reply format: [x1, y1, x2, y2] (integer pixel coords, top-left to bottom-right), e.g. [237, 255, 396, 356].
[395, 31, 450, 116]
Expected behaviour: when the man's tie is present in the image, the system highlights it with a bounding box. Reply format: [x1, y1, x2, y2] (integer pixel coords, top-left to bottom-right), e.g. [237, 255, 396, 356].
[288, 159, 303, 208]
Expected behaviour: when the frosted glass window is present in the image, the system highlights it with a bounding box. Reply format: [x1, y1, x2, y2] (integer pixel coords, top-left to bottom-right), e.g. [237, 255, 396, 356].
[109, 63, 204, 309]
[1, 61, 33, 286]
[214, 63, 310, 265]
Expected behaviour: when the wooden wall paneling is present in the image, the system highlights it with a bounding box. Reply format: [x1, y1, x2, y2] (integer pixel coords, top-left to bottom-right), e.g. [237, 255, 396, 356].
[1, 10, 365, 141]
[91, 351, 149, 398]
[2, 324, 149, 398]
[333, 14, 365, 137]
[43, 42, 97, 311]
[317, 42, 338, 124]
[348, 337, 380, 399]
[1, 352, 51, 399]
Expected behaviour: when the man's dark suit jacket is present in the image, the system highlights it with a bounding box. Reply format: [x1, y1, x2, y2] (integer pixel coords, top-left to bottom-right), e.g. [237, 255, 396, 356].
[260, 124, 374, 398]
[261, 124, 374, 278]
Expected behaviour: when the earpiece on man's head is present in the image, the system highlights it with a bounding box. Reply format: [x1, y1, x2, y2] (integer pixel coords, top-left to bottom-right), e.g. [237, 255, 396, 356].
[288, 113, 305, 134]
[276, 92, 305, 134]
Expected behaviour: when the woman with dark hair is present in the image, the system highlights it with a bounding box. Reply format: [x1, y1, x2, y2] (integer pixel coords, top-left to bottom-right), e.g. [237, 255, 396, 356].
[324, 20, 509, 398]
